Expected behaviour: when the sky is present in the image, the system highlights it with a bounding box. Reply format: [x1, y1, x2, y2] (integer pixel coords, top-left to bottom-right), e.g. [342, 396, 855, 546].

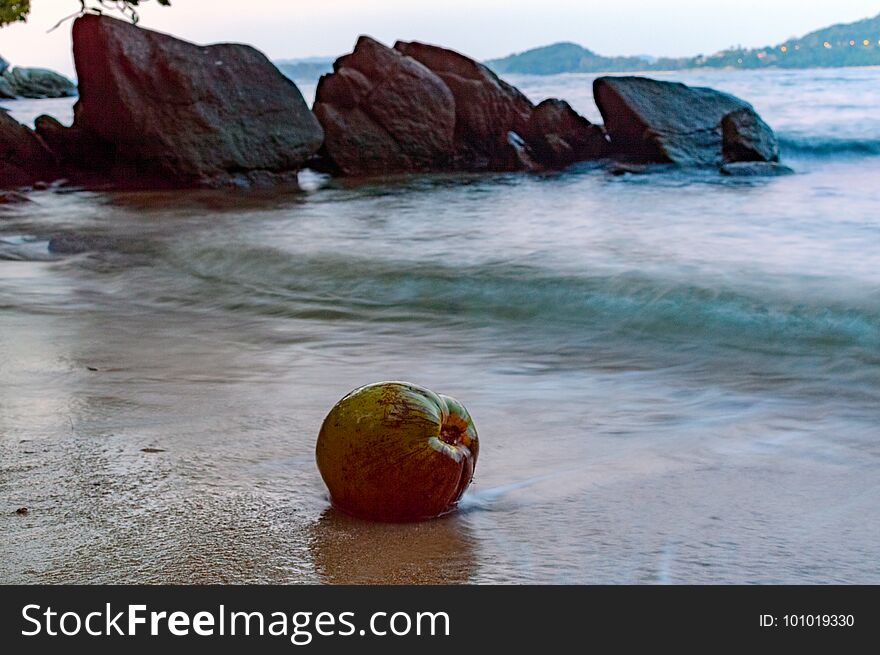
[2, 0, 880, 75]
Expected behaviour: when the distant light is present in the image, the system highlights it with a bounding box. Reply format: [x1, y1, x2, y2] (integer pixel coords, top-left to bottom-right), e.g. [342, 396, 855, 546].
[794, 44, 800, 50]
[780, 46, 788, 53]
[850, 40, 856, 46]
[864, 39, 871, 46]
[824, 41, 832, 48]
[737, 58, 743, 64]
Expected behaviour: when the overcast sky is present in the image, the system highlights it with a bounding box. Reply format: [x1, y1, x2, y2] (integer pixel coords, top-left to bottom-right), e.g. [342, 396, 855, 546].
[2, 0, 880, 75]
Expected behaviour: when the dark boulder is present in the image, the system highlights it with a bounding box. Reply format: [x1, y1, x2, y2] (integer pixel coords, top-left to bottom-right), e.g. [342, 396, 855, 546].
[34, 115, 115, 187]
[0, 110, 60, 189]
[2, 67, 77, 99]
[36, 14, 323, 189]
[0, 56, 11, 98]
[0, 54, 76, 98]
[594, 76, 779, 166]
[524, 98, 609, 168]
[721, 107, 779, 163]
[394, 40, 536, 171]
[314, 38, 607, 176]
[312, 36, 456, 176]
[0, 80, 14, 100]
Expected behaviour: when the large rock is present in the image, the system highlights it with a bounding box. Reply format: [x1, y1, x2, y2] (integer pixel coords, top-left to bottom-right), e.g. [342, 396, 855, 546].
[395, 40, 536, 171]
[0, 110, 59, 189]
[37, 14, 323, 189]
[2, 67, 77, 99]
[314, 37, 608, 176]
[523, 98, 609, 168]
[0, 75, 14, 100]
[312, 36, 456, 175]
[594, 76, 778, 166]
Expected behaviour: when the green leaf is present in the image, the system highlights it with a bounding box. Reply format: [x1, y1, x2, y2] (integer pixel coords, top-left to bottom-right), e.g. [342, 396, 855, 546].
[0, 1, 32, 28]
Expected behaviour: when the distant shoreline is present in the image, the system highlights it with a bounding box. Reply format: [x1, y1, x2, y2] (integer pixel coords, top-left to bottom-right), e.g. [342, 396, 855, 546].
[492, 64, 880, 77]
[485, 13, 880, 76]
[275, 62, 880, 86]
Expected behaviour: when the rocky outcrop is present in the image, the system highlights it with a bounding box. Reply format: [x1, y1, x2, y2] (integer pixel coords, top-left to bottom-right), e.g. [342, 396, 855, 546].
[395, 40, 538, 171]
[2, 67, 77, 99]
[312, 36, 456, 175]
[36, 14, 323, 189]
[721, 107, 779, 163]
[0, 55, 12, 98]
[524, 98, 609, 168]
[594, 76, 779, 167]
[0, 76, 14, 99]
[0, 54, 76, 99]
[314, 38, 608, 176]
[0, 56, 14, 98]
[0, 110, 59, 189]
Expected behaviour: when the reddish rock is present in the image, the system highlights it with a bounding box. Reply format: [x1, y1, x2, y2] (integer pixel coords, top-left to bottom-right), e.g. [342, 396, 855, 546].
[395, 40, 536, 171]
[721, 107, 779, 163]
[0, 110, 59, 189]
[313, 36, 456, 175]
[315, 38, 607, 176]
[524, 99, 609, 168]
[36, 15, 322, 189]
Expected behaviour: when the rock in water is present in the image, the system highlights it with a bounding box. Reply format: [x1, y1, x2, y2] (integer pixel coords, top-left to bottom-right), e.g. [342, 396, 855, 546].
[0, 56, 14, 98]
[722, 108, 779, 163]
[0, 76, 15, 100]
[312, 36, 457, 176]
[0, 110, 59, 189]
[2, 67, 77, 99]
[594, 76, 779, 166]
[37, 14, 323, 189]
[395, 40, 537, 171]
[315, 38, 608, 176]
[719, 161, 794, 177]
[524, 98, 609, 168]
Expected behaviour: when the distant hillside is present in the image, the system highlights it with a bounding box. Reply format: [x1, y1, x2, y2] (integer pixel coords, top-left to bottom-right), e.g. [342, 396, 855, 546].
[704, 13, 880, 69]
[487, 13, 880, 74]
[275, 57, 334, 82]
[487, 42, 690, 74]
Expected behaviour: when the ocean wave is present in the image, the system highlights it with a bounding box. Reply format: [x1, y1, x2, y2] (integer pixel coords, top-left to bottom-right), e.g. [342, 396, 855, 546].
[778, 134, 880, 158]
[166, 247, 880, 356]
[0, 236, 53, 262]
